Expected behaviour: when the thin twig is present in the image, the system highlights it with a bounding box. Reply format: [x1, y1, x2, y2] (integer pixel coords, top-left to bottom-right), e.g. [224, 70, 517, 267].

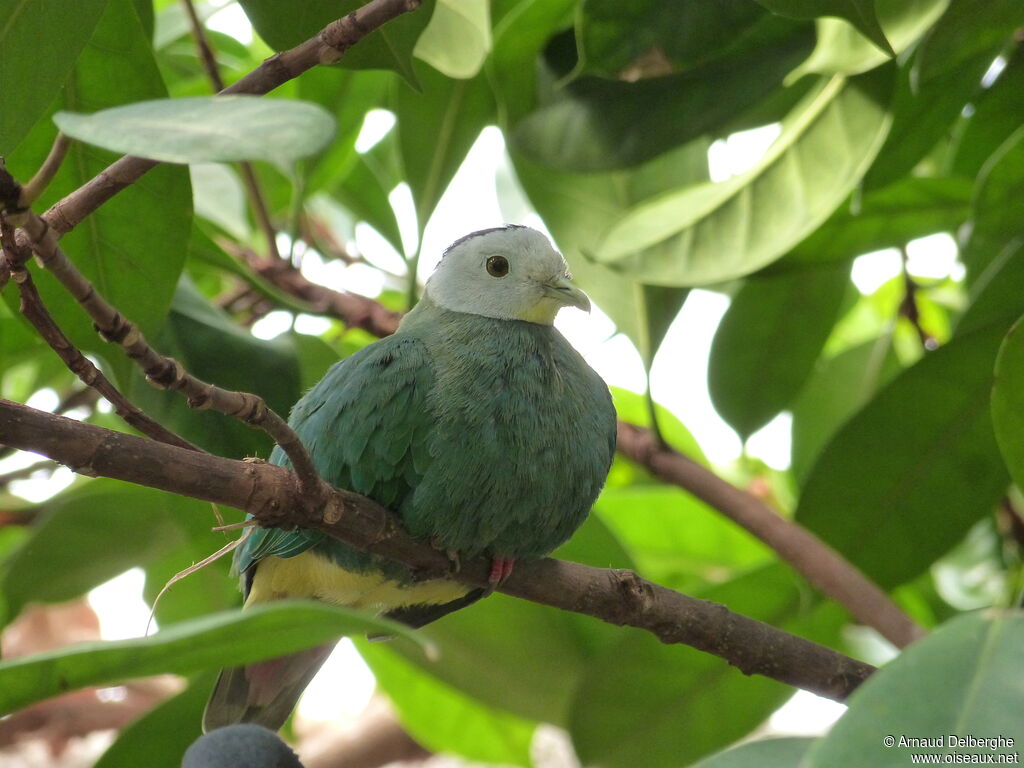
[236, 246, 403, 337]
[38, 0, 422, 239]
[181, 0, 283, 261]
[616, 422, 925, 649]
[18, 134, 71, 208]
[0, 459, 56, 489]
[0, 220, 202, 452]
[4, 205, 327, 510]
[899, 244, 937, 351]
[0, 398, 877, 702]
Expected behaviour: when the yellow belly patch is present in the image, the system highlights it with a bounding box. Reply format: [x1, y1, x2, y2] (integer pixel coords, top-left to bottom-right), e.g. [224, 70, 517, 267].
[246, 550, 470, 613]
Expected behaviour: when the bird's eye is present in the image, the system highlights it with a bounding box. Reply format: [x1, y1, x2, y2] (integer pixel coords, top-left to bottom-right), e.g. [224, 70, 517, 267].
[486, 255, 509, 277]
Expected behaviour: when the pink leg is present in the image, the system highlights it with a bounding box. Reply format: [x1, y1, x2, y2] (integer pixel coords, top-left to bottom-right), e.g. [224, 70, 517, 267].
[488, 556, 516, 586]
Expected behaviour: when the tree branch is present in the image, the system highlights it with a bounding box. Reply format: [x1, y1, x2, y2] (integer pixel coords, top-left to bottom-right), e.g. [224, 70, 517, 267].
[39, 0, 422, 239]
[2, 203, 327, 511]
[0, 398, 876, 702]
[616, 422, 924, 649]
[231, 237, 925, 650]
[0, 221, 200, 452]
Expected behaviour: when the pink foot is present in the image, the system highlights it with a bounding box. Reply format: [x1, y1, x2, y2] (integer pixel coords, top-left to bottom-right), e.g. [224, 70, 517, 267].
[488, 556, 516, 586]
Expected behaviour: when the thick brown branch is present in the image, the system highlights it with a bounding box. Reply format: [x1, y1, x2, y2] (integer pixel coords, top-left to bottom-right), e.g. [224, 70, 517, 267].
[240, 249, 403, 338]
[7, 208, 325, 507]
[3, 254, 200, 451]
[616, 422, 924, 649]
[0, 399, 876, 702]
[40, 0, 421, 238]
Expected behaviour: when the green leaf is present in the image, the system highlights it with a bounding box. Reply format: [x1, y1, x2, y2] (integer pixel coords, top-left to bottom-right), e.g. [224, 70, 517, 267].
[127, 278, 302, 459]
[594, 69, 894, 285]
[1, 0, 191, 385]
[0, 602, 420, 714]
[796, 325, 1010, 588]
[489, 0, 576, 124]
[237, 0, 436, 85]
[395, 62, 495, 234]
[754, 0, 895, 57]
[0, 480, 217, 626]
[569, 565, 843, 768]
[413, 0, 491, 79]
[94, 673, 214, 768]
[787, 0, 949, 77]
[594, 485, 772, 592]
[950, 47, 1024, 178]
[992, 316, 1024, 495]
[791, 336, 901, 485]
[863, 38, 1003, 191]
[610, 387, 707, 464]
[805, 611, 1024, 767]
[509, 139, 708, 355]
[575, 0, 768, 78]
[358, 639, 535, 766]
[0, 0, 108, 153]
[957, 241, 1024, 338]
[709, 263, 850, 438]
[329, 142, 405, 256]
[511, 16, 813, 171]
[692, 737, 815, 768]
[55, 96, 336, 170]
[914, 0, 1024, 85]
[783, 177, 973, 266]
[961, 126, 1024, 283]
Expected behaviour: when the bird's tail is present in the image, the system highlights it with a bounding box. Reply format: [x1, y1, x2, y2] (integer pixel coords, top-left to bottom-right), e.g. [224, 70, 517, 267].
[202, 643, 334, 733]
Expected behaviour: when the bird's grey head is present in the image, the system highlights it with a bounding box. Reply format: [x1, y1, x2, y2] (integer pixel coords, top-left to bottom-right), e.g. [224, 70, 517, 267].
[424, 225, 591, 325]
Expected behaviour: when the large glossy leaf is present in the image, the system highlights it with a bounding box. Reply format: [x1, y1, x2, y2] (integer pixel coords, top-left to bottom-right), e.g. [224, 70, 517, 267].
[992, 316, 1024, 495]
[950, 47, 1024, 178]
[788, 0, 948, 77]
[594, 69, 894, 286]
[358, 639, 535, 766]
[0, 480, 219, 627]
[237, 0, 436, 85]
[594, 485, 772, 592]
[94, 673, 214, 768]
[127, 279, 302, 459]
[805, 611, 1024, 766]
[754, 0, 894, 56]
[509, 140, 707, 357]
[961, 126, 1024, 283]
[863, 36, 1005, 190]
[915, 0, 1024, 84]
[511, 16, 813, 170]
[55, 97, 336, 170]
[394, 62, 495, 234]
[0, 602, 419, 714]
[796, 325, 1010, 588]
[783, 177, 972, 266]
[692, 737, 815, 768]
[489, 0, 576, 124]
[413, 0, 490, 79]
[568, 565, 843, 768]
[0, 0, 108, 153]
[791, 336, 901, 485]
[956, 241, 1024, 338]
[709, 263, 850, 438]
[575, 0, 766, 78]
[2, 0, 191, 385]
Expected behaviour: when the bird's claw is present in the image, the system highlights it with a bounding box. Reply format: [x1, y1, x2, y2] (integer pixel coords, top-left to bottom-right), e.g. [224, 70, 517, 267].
[486, 556, 515, 592]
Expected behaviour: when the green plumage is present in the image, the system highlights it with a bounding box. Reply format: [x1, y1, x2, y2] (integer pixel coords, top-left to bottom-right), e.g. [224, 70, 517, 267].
[241, 294, 617, 581]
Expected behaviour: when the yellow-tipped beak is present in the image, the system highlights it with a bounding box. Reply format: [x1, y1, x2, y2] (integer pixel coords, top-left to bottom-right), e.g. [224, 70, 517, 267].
[544, 276, 592, 313]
